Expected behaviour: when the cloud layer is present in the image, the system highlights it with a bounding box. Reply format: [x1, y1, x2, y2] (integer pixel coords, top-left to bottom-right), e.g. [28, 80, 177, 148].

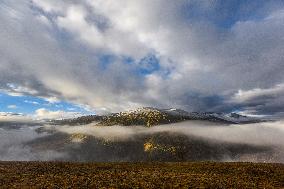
[0, 0, 284, 115]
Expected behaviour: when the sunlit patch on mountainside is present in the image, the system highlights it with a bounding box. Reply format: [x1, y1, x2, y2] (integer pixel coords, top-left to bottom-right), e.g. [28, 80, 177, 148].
[69, 133, 88, 143]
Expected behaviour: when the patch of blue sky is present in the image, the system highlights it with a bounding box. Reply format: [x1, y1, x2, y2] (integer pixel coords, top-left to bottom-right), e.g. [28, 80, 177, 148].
[121, 56, 135, 65]
[137, 54, 160, 75]
[180, 0, 281, 29]
[98, 54, 116, 70]
[42, 101, 92, 114]
[0, 92, 93, 115]
[120, 54, 161, 75]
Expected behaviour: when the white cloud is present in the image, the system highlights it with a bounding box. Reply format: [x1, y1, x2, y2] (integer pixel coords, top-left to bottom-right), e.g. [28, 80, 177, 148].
[231, 84, 284, 103]
[7, 105, 17, 109]
[0, 108, 81, 122]
[34, 108, 81, 120]
[24, 100, 40, 105]
[1, 83, 38, 97]
[0, 112, 31, 122]
[44, 97, 60, 104]
[55, 3, 149, 59]
[31, 0, 66, 13]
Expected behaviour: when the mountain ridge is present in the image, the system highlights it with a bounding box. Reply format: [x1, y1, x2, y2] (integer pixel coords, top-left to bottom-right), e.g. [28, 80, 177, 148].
[54, 107, 262, 126]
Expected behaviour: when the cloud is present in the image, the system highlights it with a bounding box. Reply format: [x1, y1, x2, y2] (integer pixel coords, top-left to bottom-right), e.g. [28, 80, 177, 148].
[0, 124, 66, 161]
[44, 97, 60, 104]
[231, 84, 284, 103]
[4, 83, 38, 97]
[34, 108, 81, 120]
[227, 83, 284, 115]
[7, 105, 17, 109]
[0, 108, 81, 122]
[0, 0, 283, 115]
[0, 112, 31, 122]
[24, 100, 40, 105]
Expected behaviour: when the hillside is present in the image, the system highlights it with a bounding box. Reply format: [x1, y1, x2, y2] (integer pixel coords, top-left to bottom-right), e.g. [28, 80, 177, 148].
[29, 129, 278, 162]
[53, 115, 104, 125]
[0, 162, 283, 188]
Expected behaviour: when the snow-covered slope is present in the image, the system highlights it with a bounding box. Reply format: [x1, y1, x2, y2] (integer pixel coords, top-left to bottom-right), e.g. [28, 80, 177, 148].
[162, 108, 260, 124]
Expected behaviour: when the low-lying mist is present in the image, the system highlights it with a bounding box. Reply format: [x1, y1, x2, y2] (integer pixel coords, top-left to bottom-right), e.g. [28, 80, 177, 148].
[49, 120, 284, 146]
[0, 120, 283, 162]
[0, 125, 65, 161]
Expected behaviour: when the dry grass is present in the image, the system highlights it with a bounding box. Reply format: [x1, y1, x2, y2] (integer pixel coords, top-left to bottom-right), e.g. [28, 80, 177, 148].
[0, 162, 283, 188]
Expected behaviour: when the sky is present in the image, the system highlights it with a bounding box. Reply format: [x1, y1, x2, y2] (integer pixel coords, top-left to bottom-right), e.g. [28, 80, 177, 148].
[0, 0, 284, 120]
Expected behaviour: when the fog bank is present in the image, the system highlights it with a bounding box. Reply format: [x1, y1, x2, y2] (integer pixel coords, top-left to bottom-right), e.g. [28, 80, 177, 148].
[47, 120, 284, 146]
[0, 120, 283, 162]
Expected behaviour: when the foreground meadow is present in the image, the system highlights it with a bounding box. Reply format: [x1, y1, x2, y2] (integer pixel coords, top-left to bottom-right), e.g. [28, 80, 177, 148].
[0, 162, 283, 188]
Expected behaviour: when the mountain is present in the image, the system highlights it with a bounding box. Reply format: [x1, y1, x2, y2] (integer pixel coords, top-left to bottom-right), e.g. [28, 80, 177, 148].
[55, 107, 262, 127]
[30, 107, 275, 162]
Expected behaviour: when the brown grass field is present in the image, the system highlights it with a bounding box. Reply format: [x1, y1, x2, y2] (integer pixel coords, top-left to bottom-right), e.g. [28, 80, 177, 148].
[0, 162, 283, 188]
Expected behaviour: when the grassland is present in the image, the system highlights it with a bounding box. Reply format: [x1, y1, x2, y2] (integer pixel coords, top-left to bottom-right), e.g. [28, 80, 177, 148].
[0, 162, 283, 188]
